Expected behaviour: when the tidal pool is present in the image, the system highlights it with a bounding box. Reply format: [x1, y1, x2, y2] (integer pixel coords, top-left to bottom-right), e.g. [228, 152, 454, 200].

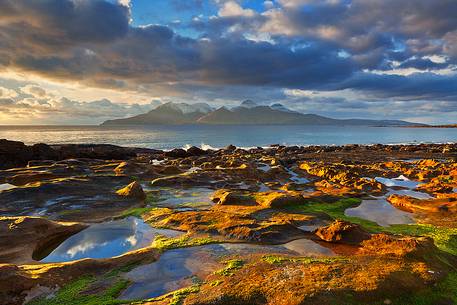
[345, 198, 414, 227]
[0, 183, 16, 192]
[39, 217, 182, 263]
[375, 175, 419, 189]
[151, 187, 214, 209]
[120, 240, 334, 300]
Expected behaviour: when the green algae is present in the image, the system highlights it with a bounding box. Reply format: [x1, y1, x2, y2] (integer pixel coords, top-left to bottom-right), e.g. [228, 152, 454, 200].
[262, 255, 348, 265]
[120, 207, 157, 218]
[290, 198, 457, 256]
[152, 234, 218, 251]
[214, 259, 244, 276]
[131, 285, 200, 305]
[28, 276, 130, 305]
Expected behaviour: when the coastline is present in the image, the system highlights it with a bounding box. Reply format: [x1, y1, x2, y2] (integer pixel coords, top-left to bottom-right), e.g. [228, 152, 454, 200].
[1, 139, 457, 304]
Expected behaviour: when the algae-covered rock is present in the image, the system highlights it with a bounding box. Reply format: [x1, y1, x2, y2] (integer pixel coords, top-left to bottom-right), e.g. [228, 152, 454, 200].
[116, 181, 146, 200]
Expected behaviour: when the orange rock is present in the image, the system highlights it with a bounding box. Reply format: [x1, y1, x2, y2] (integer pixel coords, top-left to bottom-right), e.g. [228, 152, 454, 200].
[315, 220, 371, 245]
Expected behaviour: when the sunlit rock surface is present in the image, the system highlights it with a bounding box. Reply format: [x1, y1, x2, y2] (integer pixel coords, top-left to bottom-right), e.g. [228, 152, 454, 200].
[0, 143, 456, 305]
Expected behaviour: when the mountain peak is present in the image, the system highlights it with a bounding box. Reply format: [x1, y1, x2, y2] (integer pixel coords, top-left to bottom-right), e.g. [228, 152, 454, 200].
[158, 102, 213, 114]
[240, 100, 258, 108]
[270, 103, 294, 113]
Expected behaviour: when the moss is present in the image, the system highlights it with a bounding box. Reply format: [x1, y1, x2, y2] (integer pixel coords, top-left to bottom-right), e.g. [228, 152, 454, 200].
[152, 234, 217, 251]
[132, 285, 200, 305]
[145, 192, 161, 204]
[214, 259, 244, 276]
[169, 285, 200, 305]
[262, 255, 348, 265]
[120, 207, 157, 218]
[208, 280, 224, 287]
[290, 198, 457, 256]
[28, 276, 130, 305]
[179, 201, 210, 208]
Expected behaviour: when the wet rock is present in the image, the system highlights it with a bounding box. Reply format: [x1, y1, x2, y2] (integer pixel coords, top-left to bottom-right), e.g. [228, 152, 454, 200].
[255, 192, 306, 208]
[387, 194, 457, 214]
[165, 148, 188, 158]
[114, 161, 145, 176]
[211, 189, 256, 206]
[224, 144, 237, 152]
[360, 234, 436, 257]
[27, 160, 56, 167]
[315, 220, 371, 245]
[31, 143, 58, 160]
[116, 181, 146, 200]
[0, 217, 87, 264]
[187, 146, 208, 156]
[0, 139, 33, 169]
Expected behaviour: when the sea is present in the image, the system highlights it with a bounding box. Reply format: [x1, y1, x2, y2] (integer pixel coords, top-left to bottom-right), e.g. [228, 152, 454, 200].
[1, 125, 456, 150]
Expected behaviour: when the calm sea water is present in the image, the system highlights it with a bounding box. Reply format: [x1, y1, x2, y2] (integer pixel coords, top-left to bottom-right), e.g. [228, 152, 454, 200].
[0, 125, 456, 150]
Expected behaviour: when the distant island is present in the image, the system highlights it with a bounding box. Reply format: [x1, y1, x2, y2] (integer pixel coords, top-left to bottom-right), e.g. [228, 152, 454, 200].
[101, 100, 426, 127]
[407, 124, 457, 128]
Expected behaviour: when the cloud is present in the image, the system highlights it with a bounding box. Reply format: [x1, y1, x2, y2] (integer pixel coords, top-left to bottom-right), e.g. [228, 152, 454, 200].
[0, 0, 456, 124]
[0, 84, 161, 124]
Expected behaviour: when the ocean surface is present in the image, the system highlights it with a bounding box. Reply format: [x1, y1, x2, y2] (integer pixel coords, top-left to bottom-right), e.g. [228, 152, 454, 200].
[0, 125, 456, 150]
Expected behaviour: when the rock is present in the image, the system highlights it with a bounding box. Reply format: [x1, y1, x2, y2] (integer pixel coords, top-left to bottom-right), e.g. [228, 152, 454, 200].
[27, 160, 56, 167]
[114, 161, 145, 176]
[255, 192, 306, 208]
[0, 216, 87, 264]
[387, 194, 457, 214]
[31, 143, 59, 160]
[115, 181, 146, 200]
[211, 189, 256, 206]
[360, 234, 436, 257]
[315, 220, 370, 245]
[225, 144, 237, 152]
[187, 146, 207, 156]
[164, 148, 189, 158]
[0, 139, 33, 169]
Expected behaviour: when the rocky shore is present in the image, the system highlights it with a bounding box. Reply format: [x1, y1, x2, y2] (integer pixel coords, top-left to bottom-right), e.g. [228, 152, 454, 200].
[0, 139, 456, 305]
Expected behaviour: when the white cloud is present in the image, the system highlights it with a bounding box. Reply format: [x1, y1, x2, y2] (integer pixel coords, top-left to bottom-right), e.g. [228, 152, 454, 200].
[0, 86, 18, 99]
[219, 1, 256, 17]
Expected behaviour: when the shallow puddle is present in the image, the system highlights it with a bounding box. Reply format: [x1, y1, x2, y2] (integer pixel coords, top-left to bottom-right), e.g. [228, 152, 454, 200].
[286, 168, 309, 184]
[345, 198, 414, 227]
[375, 175, 419, 189]
[120, 240, 334, 300]
[152, 187, 214, 209]
[39, 217, 182, 263]
[387, 189, 432, 199]
[0, 183, 16, 192]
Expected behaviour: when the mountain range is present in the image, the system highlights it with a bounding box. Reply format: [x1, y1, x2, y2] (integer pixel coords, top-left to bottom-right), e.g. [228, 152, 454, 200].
[101, 100, 425, 126]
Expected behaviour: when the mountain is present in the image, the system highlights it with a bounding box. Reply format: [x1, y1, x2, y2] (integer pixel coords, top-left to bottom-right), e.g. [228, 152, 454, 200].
[102, 102, 212, 125]
[101, 101, 425, 126]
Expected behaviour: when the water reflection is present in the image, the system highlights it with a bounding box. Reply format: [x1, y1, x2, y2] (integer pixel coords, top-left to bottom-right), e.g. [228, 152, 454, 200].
[40, 217, 182, 262]
[120, 240, 334, 300]
[153, 188, 214, 209]
[345, 198, 414, 227]
[375, 175, 419, 189]
[0, 183, 16, 192]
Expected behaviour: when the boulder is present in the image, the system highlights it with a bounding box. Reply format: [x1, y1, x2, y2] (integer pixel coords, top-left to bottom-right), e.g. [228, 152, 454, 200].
[0, 216, 87, 264]
[186, 146, 207, 156]
[211, 189, 256, 206]
[255, 192, 306, 208]
[315, 220, 370, 245]
[164, 148, 189, 158]
[116, 181, 146, 200]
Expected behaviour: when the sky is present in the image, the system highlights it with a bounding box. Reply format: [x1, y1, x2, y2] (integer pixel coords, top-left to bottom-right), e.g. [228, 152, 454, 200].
[0, 0, 456, 125]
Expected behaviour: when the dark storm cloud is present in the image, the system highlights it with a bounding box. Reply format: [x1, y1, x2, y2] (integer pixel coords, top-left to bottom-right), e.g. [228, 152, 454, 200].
[0, 0, 456, 107]
[0, 1, 355, 91]
[336, 73, 457, 101]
